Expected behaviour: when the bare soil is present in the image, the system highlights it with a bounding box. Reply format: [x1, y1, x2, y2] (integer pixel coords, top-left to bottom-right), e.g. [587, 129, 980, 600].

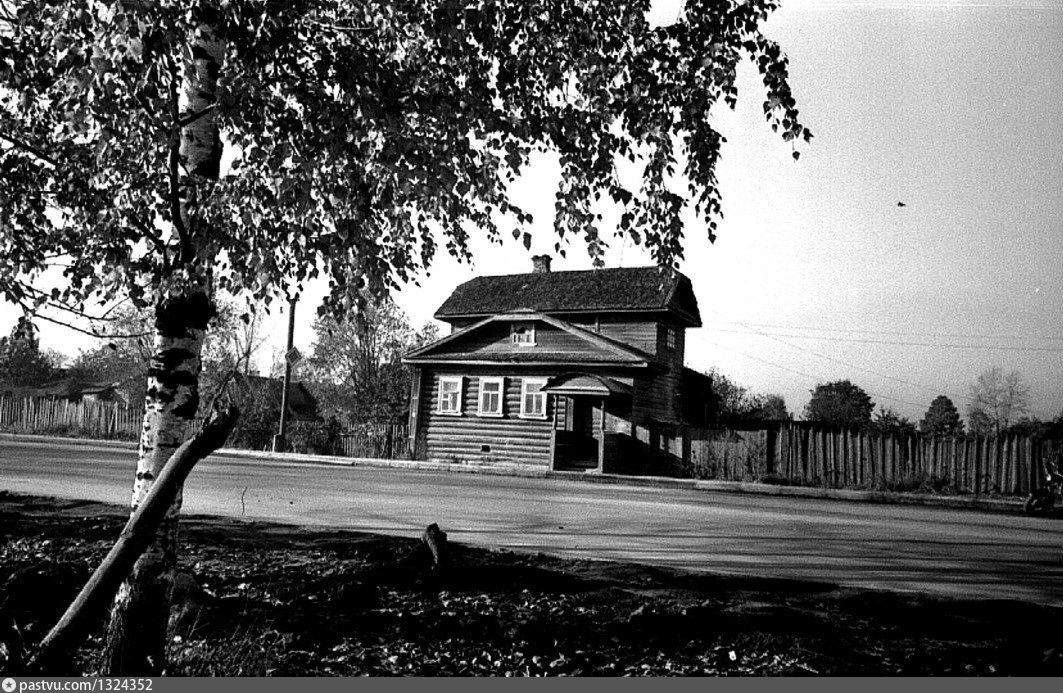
[1, 491, 1061, 676]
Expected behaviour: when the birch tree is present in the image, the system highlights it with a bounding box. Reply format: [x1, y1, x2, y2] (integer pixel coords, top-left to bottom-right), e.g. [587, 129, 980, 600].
[0, 0, 809, 673]
[967, 367, 1030, 435]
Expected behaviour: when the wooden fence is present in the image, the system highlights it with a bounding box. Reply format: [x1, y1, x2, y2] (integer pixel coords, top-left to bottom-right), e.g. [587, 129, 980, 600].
[0, 395, 142, 440]
[685, 423, 1060, 496]
[0, 396, 409, 460]
[337, 424, 409, 459]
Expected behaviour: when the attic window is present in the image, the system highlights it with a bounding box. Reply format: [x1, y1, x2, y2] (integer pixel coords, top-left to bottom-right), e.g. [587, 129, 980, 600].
[665, 325, 677, 350]
[511, 323, 536, 346]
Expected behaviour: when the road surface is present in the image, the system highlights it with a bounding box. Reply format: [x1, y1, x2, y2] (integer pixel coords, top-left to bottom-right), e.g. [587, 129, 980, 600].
[2, 438, 1062, 605]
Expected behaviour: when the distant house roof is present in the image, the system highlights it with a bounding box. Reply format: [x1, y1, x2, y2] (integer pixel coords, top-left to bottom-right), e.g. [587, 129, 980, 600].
[237, 374, 319, 421]
[434, 266, 702, 327]
[1, 377, 123, 402]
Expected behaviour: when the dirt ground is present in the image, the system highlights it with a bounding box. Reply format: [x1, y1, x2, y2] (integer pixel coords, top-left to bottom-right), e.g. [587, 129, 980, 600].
[1, 491, 1061, 676]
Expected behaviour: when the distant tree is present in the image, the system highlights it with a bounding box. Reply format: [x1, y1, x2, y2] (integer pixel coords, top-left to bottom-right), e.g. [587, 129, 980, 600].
[0, 317, 60, 388]
[707, 369, 752, 423]
[67, 306, 154, 402]
[919, 395, 964, 436]
[707, 369, 789, 424]
[967, 367, 1030, 435]
[1005, 416, 1050, 438]
[754, 394, 791, 422]
[198, 300, 269, 410]
[803, 380, 875, 428]
[967, 407, 994, 436]
[871, 406, 917, 436]
[305, 298, 439, 424]
[68, 300, 265, 406]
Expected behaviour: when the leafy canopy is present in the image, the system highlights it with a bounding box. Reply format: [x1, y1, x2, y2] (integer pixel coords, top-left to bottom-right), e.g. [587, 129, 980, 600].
[1, 0, 808, 322]
[305, 297, 439, 424]
[0, 317, 59, 388]
[707, 367, 790, 424]
[803, 380, 874, 429]
[919, 394, 964, 436]
[870, 406, 916, 437]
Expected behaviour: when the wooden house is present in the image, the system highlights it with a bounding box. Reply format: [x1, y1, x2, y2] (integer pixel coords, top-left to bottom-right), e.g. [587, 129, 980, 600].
[233, 373, 320, 421]
[403, 257, 715, 473]
[2, 377, 127, 404]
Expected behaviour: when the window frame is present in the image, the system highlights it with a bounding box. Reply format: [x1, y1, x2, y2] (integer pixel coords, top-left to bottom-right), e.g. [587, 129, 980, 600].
[519, 377, 548, 419]
[511, 323, 536, 347]
[437, 376, 464, 415]
[664, 325, 677, 351]
[477, 376, 504, 417]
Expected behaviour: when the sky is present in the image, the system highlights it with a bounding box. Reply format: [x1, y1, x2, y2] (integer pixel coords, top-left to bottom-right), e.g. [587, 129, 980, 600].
[5, 0, 1063, 423]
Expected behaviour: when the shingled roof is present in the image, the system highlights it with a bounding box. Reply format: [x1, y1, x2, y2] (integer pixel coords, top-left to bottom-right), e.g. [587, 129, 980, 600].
[434, 266, 701, 327]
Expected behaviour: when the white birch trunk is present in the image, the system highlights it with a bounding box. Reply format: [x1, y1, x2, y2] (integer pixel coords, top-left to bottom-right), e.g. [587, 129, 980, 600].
[101, 298, 210, 674]
[102, 18, 225, 675]
[179, 24, 225, 179]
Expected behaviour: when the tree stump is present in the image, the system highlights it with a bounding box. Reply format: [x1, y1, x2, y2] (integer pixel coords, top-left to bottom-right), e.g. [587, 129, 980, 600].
[421, 523, 448, 571]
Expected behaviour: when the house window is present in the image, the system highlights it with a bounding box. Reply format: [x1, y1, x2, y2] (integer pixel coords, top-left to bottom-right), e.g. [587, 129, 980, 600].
[520, 378, 548, 419]
[511, 323, 536, 346]
[438, 376, 463, 414]
[665, 325, 677, 350]
[478, 377, 504, 417]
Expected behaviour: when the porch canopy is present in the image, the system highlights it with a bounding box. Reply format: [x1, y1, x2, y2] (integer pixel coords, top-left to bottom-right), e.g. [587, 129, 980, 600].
[541, 373, 632, 398]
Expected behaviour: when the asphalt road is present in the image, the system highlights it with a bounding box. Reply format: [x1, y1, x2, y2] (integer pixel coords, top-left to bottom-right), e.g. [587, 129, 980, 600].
[2, 438, 1062, 606]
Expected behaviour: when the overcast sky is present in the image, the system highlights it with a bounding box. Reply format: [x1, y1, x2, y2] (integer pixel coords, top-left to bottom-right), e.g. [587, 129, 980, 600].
[7, 0, 1062, 423]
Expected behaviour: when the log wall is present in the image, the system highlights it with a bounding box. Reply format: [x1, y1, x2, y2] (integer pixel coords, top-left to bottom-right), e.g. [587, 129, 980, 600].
[418, 369, 557, 466]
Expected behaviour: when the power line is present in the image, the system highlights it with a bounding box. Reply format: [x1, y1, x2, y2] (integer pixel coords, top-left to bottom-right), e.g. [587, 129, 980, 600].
[702, 319, 1063, 343]
[706, 341, 931, 411]
[706, 326, 1063, 353]
[703, 308, 973, 405]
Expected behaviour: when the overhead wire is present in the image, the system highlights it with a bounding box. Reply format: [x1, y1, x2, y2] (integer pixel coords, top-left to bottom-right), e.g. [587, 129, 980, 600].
[702, 319, 1063, 343]
[706, 340, 931, 411]
[702, 308, 975, 407]
[704, 325, 1063, 353]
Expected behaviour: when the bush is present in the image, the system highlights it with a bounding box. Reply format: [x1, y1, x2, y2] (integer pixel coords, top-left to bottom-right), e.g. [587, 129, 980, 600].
[756, 473, 821, 488]
[287, 419, 343, 455]
[871, 472, 956, 496]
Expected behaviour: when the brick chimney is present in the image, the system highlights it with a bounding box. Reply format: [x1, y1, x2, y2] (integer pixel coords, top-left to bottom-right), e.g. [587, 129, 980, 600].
[531, 254, 552, 273]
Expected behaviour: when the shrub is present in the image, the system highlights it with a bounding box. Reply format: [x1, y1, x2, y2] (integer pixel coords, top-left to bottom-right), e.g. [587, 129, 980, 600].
[872, 472, 956, 496]
[287, 419, 343, 455]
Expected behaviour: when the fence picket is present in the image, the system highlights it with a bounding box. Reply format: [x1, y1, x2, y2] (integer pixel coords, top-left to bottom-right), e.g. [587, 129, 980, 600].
[704, 422, 1052, 497]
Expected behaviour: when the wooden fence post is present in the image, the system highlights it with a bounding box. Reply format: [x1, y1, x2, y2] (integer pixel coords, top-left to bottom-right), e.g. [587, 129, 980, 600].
[1022, 437, 1033, 494]
[861, 433, 869, 487]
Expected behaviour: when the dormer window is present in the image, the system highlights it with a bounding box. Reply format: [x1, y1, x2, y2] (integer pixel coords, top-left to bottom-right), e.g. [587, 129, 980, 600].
[511, 323, 536, 347]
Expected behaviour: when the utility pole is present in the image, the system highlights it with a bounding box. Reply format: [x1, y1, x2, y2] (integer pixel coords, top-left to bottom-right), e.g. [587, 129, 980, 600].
[273, 297, 298, 452]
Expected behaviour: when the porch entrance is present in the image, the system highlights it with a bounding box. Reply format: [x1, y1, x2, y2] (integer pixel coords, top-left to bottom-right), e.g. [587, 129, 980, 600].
[543, 373, 633, 472]
[554, 397, 599, 470]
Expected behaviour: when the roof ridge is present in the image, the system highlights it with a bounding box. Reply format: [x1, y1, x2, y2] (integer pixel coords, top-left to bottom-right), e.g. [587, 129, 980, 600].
[433, 266, 698, 326]
[468, 265, 664, 280]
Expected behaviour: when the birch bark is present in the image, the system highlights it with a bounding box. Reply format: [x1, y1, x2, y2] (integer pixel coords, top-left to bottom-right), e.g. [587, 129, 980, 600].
[100, 297, 210, 674]
[101, 20, 226, 675]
